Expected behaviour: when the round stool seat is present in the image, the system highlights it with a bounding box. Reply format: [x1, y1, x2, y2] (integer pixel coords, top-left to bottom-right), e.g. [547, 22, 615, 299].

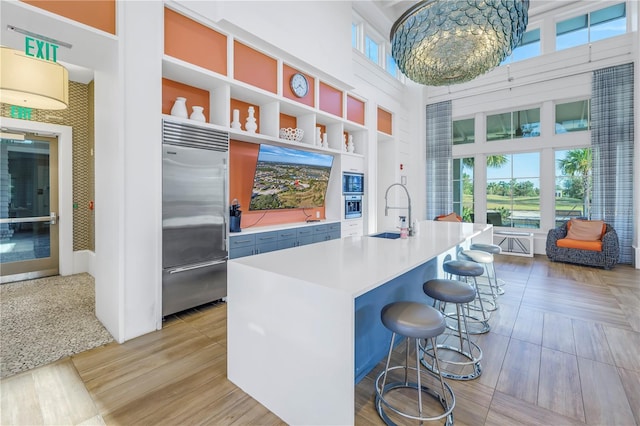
[443, 260, 484, 277]
[459, 249, 494, 264]
[470, 243, 501, 254]
[381, 302, 445, 339]
[423, 279, 476, 304]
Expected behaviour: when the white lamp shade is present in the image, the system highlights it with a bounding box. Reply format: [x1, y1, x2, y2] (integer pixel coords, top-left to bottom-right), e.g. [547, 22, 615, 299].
[0, 47, 69, 110]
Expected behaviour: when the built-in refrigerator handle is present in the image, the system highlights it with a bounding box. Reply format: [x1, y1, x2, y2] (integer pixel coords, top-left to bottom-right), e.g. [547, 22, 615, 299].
[167, 258, 228, 274]
[223, 158, 228, 252]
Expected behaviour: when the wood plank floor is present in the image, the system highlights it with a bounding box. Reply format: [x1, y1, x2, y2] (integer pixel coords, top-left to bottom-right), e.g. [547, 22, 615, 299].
[1, 255, 639, 425]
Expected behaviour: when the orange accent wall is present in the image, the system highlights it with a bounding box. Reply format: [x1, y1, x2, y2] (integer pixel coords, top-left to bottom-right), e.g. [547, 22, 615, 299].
[230, 99, 260, 133]
[229, 140, 326, 228]
[378, 107, 393, 135]
[22, 0, 116, 34]
[234, 41, 277, 94]
[319, 82, 343, 117]
[282, 64, 314, 107]
[164, 8, 227, 76]
[279, 114, 297, 129]
[347, 95, 365, 125]
[162, 78, 210, 121]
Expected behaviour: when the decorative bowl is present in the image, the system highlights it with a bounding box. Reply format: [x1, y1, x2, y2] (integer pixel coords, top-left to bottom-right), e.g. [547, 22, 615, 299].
[279, 128, 304, 142]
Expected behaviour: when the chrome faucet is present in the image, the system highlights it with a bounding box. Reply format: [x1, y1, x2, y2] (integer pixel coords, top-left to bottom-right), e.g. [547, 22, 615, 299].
[384, 183, 413, 236]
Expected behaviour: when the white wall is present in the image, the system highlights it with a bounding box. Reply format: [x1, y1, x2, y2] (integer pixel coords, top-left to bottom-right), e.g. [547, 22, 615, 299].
[182, 0, 354, 87]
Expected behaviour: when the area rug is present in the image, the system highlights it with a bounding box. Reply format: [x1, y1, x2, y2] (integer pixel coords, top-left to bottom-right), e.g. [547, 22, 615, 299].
[0, 273, 113, 378]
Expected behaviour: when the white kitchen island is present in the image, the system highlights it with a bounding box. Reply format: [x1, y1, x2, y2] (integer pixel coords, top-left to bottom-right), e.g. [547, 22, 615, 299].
[227, 220, 492, 425]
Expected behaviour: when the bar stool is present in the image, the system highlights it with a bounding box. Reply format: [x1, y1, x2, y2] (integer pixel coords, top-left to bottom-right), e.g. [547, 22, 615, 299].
[375, 301, 455, 425]
[458, 249, 500, 305]
[443, 259, 491, 334]
[421, 278, 482, 380]
[470, 243, 505, 295]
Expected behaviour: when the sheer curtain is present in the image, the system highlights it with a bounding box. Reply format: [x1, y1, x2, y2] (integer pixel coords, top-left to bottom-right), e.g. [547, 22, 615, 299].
[591, 62, 634, 264]
[425, 101, 452, 220]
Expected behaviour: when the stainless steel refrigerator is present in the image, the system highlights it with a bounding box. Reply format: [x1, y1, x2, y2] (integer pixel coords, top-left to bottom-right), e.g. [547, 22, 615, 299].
[162, 120, 229, 317]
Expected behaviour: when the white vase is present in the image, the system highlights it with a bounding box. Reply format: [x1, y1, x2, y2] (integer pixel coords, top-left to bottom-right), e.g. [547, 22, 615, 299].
[231, 109, 242, 129]
[190, 106, 206, 122]
[315, 127, 322, 146]
[245, 106, 258, 133]
[170, 97, 188, 118]
[322, 133, 328, 149]
[347, 134, 355, 153]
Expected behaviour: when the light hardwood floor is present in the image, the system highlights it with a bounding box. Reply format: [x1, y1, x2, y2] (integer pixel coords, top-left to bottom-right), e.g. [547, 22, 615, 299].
[1, 255, 639, 425]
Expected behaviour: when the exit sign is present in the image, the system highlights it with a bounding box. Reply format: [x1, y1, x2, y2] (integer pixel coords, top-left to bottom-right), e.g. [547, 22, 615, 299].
[25, 36, 59, 62]
[10, 106, 32, 120]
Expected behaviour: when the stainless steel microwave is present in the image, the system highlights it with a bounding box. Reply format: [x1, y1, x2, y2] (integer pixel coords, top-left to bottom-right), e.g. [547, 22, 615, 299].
[342, 172, 364, 195]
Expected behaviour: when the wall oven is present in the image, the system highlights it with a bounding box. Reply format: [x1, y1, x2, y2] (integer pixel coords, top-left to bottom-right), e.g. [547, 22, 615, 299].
[342, 172, 364, 195]
[345, 195, 362, 219]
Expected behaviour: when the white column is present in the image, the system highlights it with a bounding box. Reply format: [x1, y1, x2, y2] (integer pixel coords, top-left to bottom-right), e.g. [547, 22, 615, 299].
[95, 1, 163, 342]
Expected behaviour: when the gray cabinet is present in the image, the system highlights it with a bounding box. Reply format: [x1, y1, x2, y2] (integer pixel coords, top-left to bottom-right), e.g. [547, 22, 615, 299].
[296, 227, 315, 246]
[255, 231, 278, 255]
[277, 229, 297, 250]
[229, 234, 256, 259]
[230, 222, 341, 259]
[327, 222, 341, 240]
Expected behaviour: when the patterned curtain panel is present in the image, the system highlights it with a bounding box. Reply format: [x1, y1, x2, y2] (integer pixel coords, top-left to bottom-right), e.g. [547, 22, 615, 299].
[591, 62, 634, 264]
[426, 101, 452, 220]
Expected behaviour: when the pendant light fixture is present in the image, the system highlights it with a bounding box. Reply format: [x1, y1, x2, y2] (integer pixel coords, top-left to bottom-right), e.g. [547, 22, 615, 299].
[390, 0, 529, 86]
[0, 46, 69, 110]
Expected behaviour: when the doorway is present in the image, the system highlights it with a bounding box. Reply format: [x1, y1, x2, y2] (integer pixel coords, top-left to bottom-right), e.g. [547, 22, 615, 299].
[0, 132, 59, 283]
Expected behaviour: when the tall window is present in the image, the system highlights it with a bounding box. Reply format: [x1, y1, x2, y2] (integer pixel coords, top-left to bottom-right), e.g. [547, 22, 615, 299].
[365, 36, 380, 65]
[453, 118, 475, 145]
[556, 3, 626, 51]
[555, 100, 590, 133]
[351, 23, 359, 49]
[486, 108, 540, 141]
[453, 158, 474, 222]
[502, 28, 541, 64]
[555, 148, 592, 226]
[486, 152, 540, 228]
[385, 53, 398, 78]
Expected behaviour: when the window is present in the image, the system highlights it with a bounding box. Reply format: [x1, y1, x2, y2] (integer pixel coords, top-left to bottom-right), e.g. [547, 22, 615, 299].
[453, 118, 475, 145]
[486, 108, 540, 141]
[555, 100, 590, 133]
[556, 3, 626, 50]
[351, 23, 359, 49]
[365, 36, 380, 65]
[555, 148, 592, 226]
[385, 53, 398, 78]
[453, 158, 474, 222]
[486, 152, 540, 228]
[590, 3, 627, 42]
[502, 28, 540, 64]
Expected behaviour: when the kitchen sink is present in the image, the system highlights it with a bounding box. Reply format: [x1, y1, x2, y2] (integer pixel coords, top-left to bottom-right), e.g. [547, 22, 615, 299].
[369, 232, 402, 240]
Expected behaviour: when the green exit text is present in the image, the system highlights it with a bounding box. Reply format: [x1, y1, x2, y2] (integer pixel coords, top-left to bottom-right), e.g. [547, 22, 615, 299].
[25, 36, 59, 62]
[10, 106, 33, 120]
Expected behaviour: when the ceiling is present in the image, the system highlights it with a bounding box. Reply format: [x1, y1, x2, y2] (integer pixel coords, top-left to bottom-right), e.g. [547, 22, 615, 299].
[370, 0, 578, 31]
[10, 0, 580, 85]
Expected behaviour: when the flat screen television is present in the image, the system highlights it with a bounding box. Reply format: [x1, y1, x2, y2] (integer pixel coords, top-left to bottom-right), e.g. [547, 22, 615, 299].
[249, 144, 334, 211]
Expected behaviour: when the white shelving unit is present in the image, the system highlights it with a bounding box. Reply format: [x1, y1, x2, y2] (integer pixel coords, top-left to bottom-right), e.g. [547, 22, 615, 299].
[162, 53, 368, 236]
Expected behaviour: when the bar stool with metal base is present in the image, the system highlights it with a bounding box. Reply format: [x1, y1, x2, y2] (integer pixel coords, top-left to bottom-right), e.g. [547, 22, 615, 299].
[458, 249, 500, 305]
[443, 259, 491, 334]
[421, 278, 483, 380]
[375, 301, 455, 425]
[470, 243, 505, 295]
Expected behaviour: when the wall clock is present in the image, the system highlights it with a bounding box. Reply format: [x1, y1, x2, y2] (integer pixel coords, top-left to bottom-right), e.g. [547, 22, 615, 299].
[290, 73, 309, 98]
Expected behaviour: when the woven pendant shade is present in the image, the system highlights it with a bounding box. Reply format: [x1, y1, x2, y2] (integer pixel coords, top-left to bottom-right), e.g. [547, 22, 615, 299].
[390, 0, 529, 86]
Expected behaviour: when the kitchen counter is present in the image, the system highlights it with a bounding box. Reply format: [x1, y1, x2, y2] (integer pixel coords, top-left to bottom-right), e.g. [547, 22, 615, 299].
[227, 220, 492, 425]
[230, 219, 341, 235]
